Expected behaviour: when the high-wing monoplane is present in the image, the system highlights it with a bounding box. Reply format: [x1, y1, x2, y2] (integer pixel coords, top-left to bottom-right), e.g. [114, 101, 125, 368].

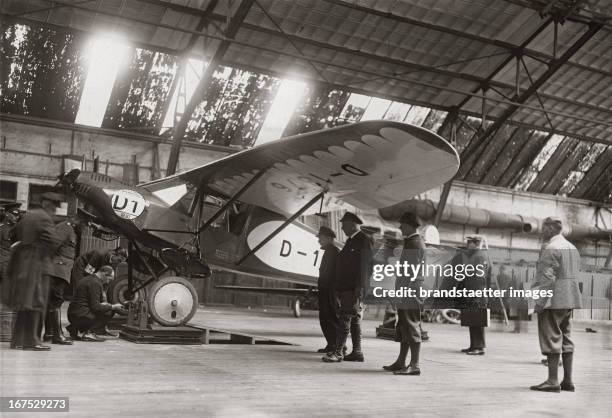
[57, 120, 459, 325]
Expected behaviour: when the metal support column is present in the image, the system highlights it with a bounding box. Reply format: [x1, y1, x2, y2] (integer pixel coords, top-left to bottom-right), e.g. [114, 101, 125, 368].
[166, 0, 255, 175]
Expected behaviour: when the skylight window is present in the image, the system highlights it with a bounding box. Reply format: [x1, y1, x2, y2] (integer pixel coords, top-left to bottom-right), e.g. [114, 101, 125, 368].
[160, 58, 207, 133]
[339, 94, 371, 122]
[383, 102, 412, 122]
[558, 143, 608, 195]
[75, 35, 130, 127]
[404, 105, 431, 126]
[360, 97, 391, 120]
[255, 78, 307, 145]
[514, 134, 564, 191]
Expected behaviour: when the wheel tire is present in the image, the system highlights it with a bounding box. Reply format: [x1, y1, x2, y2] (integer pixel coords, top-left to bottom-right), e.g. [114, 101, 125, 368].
[148, 276, 198, 326]
[107, 274, 146, 305]
[292, 299, 301, 318]
[441, 309, 461, 325]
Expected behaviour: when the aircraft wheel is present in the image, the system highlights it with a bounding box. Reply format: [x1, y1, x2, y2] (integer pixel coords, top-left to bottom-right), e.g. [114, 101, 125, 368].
[107, 275, 146, 305]
[292, 299, 301, 318]
[148, 276, 198, 327]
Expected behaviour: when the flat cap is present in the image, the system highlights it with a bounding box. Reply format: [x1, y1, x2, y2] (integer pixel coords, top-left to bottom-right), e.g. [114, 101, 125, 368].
[543, 216, 563, 228]
[3, 202, 21, 211]
[316, 226, 336, 238]
[339, 212, 363, 224]
[466, 234, 485, 242]
[398, 211, 422, 227]
[41, 192, 65, 203]
[383, 230, 398, 240]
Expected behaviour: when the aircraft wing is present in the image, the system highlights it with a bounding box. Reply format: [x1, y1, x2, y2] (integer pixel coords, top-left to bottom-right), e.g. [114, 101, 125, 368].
[141, 121, 459, 217]
[214, 285, 313, 296]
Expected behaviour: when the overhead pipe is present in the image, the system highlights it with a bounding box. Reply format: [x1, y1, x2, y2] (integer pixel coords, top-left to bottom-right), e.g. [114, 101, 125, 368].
[378, 199, 612, 242]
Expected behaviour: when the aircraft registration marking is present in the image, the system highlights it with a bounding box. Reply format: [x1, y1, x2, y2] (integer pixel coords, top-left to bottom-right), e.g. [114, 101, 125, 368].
[246, 221, 323, 278]
[105, 189, 148, 220]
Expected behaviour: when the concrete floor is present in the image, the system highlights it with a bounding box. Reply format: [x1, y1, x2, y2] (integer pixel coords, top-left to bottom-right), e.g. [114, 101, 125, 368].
[1, 307, 611, 417]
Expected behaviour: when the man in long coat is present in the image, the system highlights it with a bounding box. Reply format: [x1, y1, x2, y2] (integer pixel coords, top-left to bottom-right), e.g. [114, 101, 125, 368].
[384, 212, 426, 375]
[456, 235, 491, 356]
[43, 218, 79, 344]
[315, 226, 340, 354]
[6, 193, 62, 350]
[323, 212, 372, 363]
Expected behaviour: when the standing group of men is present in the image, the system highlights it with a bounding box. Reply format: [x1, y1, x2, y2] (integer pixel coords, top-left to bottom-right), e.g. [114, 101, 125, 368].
[315, 211, 582, 392]
[316, 210, 426, 374]
[1, 192, 127, 350]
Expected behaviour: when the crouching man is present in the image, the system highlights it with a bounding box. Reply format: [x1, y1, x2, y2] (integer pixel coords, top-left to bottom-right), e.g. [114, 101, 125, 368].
[66, 265, 124, 341]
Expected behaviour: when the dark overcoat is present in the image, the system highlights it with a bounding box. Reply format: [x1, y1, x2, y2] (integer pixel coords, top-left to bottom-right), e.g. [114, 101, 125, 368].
[456, 249, 491, 310]
[51, 220, 77, 283]
[4, 208, 59, 311]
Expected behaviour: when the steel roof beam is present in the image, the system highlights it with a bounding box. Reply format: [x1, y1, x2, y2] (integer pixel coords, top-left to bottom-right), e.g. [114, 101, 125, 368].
[455, 21, 603, 181]
[229, 20, 612, 120]
[33, 0, 612, 81]
[320, 0, 612, 79]
[501, 0, 612, 28]
[4, 3, 611, 145]
[166, 0, 255, 175]
[454, 18, 552, 109]
[19, 1, 612, 134]
[154, 0, 219, 133]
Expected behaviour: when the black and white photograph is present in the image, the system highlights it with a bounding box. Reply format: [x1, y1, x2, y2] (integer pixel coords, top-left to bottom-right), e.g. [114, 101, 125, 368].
[0, 0, 611, 416]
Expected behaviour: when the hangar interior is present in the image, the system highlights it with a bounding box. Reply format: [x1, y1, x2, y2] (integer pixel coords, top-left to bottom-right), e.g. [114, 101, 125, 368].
[1, 0, 612, 315]
[3, 2, 612, 416]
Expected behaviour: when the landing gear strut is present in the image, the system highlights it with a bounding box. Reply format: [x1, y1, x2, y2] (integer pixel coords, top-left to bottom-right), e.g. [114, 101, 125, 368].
[122, 241, 199, 327]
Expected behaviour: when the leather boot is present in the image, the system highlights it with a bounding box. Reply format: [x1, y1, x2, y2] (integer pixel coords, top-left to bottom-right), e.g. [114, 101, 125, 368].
[344, 321, 364, 362]
[51, 310, 73, 345]
[43, 310, 54, 342]
[23, 311, 51, 351]
[560, 352, 575, 391]
[327, 325, 349, 362]
[10, 311, 26, 349]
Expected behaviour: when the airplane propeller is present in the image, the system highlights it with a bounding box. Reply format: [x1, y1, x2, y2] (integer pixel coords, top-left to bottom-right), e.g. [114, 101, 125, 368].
[55, 168, 81, 187]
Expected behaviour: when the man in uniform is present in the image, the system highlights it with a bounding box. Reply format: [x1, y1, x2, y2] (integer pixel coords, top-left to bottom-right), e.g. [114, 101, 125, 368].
[384, 212, 425, 375]
[66, 265, 124, 341]
[42, 218, 79, 345]
[315, 226, 340, 354]
[6, 193, 62, 350]
[530, 217, 582, 393]
[323, 212, 372, 363]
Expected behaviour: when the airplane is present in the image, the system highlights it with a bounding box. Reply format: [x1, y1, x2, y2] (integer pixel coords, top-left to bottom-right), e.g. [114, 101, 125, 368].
[56, 120, 460, 326]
